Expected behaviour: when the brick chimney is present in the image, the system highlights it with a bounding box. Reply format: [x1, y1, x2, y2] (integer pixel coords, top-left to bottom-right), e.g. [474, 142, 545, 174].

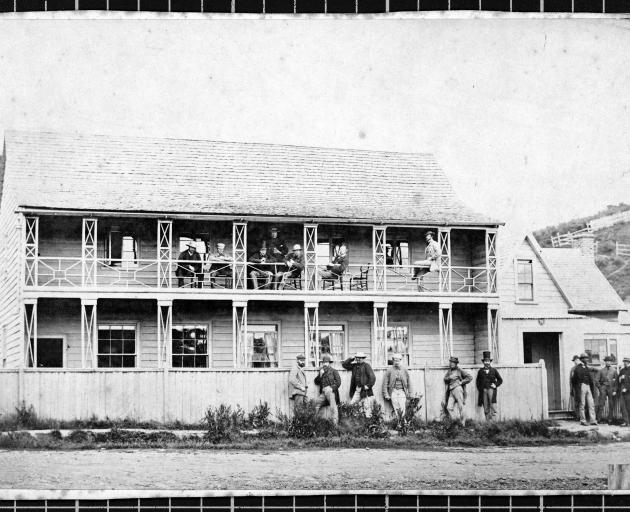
[572, 233, 596, 259]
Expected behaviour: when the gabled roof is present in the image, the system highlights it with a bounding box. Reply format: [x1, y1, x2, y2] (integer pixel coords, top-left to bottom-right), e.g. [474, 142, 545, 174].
[1, 130, 499, 226]
[540, 247, 628, 313]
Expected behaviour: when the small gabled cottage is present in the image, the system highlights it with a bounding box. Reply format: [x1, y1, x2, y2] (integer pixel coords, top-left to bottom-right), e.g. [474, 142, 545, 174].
[499, 232, 629, 413]
[0, 130, 549, 422]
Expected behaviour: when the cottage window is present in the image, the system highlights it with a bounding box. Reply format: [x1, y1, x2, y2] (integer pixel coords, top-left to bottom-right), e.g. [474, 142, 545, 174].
[97, 325, 136, 368]
[247, 324, 279, 368]
[172, 325, 209, 368]
[107, 229, 138, 268]
[516, 259, 534, 301]
[386, 324, 410, 365]
[311, 325, 346, 366]
[584, 337, 618, 366]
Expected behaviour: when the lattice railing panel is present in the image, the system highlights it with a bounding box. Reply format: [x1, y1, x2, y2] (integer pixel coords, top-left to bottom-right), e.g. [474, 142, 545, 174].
[486, 230, 498, 294]
[373, 305, 388, 366]
[438, 229, 451, 293]
[24, 216, 39, 286]
[233, 304, 248, 368]
[82, 218, 98, 287]
[305, 305, 319, 367]
[158, 301, 173, 368]
[158, 220, 172, 288]
[373, 227, 387, 292]
[304, 225, 318, 291]
[81, 301, 97, 368]
[439, 304, 453, 364]
[23, 301, 37, 367]
[233, 222, 247, 290]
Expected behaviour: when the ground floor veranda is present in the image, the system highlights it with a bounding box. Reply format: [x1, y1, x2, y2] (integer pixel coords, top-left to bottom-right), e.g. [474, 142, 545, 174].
[21, 298, 501, 370]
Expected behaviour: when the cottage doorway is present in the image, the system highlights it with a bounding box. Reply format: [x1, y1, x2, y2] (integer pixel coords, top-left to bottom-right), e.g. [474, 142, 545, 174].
[523, 332, 561, 411]
[34, 338, 64, 368]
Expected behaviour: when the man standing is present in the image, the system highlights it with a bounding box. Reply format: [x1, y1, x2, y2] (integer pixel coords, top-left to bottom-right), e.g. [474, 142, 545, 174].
[618, 357, 630, 427]
[412, 231, 441, 290]
[572, 353, 597, 426]
[343, 352, 377, 416]
[266, 227, 288, 262]
[596, 356, 619, 424]
[288, 354, 308, 407]
[569, 355, 581, 421]
[314, 354, 341, 425]
[175, 243, 202, 288]
[475, 351, 503, 421]
[443, 356, 472, 426]
[383, 353, 413, 422]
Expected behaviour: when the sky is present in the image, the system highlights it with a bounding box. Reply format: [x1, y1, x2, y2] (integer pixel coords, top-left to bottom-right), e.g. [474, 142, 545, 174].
[1, 16, 629, 238]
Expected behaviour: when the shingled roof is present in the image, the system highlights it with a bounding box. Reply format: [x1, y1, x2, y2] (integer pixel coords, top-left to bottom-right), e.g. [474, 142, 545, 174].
[541, 248, 627, 313]
[1, 130, 498, 226]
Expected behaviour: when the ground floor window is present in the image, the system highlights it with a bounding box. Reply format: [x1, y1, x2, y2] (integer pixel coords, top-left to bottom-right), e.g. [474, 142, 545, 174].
[584, 336, 618, 366]
[172, 325, 209, 368]
[247, 324, 279, 368]
[311, 325, 346, 366]
[28, 337, 64, 368]
[386, 324, 410, 365]
[97, 325, 136, 368]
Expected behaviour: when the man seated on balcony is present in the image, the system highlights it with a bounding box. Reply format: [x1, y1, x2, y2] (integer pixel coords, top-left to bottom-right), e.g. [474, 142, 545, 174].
[275, 244, 304, 290]
[249, 243, 274, 290]
[175, 243, 203, 288]
[320, 243, 349, 285]
[412, 231, 440, 290]
[266, 226, 289, 263]
[206, 242, 233, 288]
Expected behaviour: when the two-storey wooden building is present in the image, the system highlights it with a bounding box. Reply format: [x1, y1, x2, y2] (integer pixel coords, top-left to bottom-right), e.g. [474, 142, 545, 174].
[0, 131, 547, 422]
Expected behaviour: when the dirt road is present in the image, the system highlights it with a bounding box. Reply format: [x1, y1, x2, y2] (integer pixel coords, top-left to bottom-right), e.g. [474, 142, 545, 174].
[1, 443, 628, 490]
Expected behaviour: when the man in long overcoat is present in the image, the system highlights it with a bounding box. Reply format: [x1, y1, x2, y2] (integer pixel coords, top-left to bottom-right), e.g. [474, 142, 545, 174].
[476, 351, 503, 421]
[343, 352, 377, 416]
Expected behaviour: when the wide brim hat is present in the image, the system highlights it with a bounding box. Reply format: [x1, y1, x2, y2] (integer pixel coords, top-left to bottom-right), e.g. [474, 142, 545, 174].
[449, 356, 459, 364]
[186, 243, 197, 250]
[355, 352, 367, 359]
[623, 357, 630, 363]
[425, 230, 435, 237]
[292, 244, 302, 251]
[571, 355, 580, 361]
[579, 352, 589, 360]
[603, 356, 613, 362]
[296, 354, 306, 360]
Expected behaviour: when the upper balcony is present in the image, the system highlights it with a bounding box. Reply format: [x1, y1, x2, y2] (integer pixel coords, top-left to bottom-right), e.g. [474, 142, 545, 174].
[23, 215, 499, 299]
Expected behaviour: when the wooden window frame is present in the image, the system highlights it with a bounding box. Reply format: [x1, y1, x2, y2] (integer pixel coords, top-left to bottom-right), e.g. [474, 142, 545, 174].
[316, 323, 348, 367]
[246, 322, 282, 369]
[385, 322, 411, 366]
[171, 323, 211, 369]
[97, 323, 139, 369]
[514, 258, 536, 304]
[584, 335, 618, 367]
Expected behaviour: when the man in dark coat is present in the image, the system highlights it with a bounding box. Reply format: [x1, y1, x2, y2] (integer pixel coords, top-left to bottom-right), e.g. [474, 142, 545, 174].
[175, 243, 202, 288]
[476, 351, 503, 421]
[275, 244, 304, 290]
[569, 354, 581, 421]
[314, 354, 341, 425]
[571, 352, 597, 426]
[266, 227, 288, 263]
[596, 355, 619, 424]
[618, 357, 630, 427]
[342, 351, 377, 417]
[320, 243, 349, 281]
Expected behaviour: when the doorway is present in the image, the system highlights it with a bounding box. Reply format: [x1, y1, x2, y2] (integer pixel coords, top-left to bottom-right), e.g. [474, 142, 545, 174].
[33, 338, 65, 368]
[523, 332, 561, 411]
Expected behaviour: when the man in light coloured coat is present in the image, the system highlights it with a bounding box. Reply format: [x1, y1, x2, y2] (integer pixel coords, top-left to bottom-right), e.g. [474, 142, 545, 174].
[288, 354, 308, 407]
[443, 356, 472, 426]
[412, 231, 440, 290]
[596, 356, 618, 424]
[382, 353, 413, 421]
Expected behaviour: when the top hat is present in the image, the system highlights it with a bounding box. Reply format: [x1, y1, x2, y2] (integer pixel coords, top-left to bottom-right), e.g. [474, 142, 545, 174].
[603, 356, 614, 362]
[482, 351, 492, 362]
[449, 356, 459, 364]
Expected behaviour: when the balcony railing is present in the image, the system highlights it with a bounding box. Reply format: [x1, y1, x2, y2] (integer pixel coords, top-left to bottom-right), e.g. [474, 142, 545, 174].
[28, 258, 496, 294]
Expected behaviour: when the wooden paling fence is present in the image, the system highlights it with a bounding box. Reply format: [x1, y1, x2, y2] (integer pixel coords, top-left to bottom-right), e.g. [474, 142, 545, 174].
[616, 242, 630, 258]
[0, 364, 546, 424]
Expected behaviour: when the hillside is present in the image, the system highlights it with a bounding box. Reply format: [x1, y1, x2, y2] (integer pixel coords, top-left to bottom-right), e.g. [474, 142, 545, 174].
[534, 203, 630, 302]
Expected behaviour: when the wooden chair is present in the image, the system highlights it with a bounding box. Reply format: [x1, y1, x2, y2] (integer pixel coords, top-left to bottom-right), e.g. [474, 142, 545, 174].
[349, 266, 369, 291]
[285, 276, 302, 290]
[322, 273, 343, 291]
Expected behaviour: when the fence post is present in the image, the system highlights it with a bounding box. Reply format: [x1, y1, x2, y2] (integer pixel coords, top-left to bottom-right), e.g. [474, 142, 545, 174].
[539, 359, 548, 420]
[608, 464, 630, 489]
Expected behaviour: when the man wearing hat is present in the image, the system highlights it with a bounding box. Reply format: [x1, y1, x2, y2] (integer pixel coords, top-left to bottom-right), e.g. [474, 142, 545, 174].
[249, 242, 274, 289]
[617, 357, 630, 427]
[266, 227, 288, 263]
[596, 356, 619, 424]
[176, 242, 203, 288]
[475, 351, 503, 421]
[412, 231, 441, 290]
[343, 352, 377, 416]
[383, 353, 414, 422]
[443, 356, 472, 426]
[288, 354, 308, 407]
[571, 353, 597, 426]
[569, 355, 582, 421]
[314, 354, 341, 425]
[275, 244, 304, 290]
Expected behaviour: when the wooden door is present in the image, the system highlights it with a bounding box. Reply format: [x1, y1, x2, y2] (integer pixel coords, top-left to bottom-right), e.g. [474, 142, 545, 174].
[523, 332, 561, 411]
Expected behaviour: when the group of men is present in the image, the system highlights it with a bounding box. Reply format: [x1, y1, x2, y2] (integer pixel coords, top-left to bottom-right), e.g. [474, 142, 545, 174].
[570, 353, 630, 426]
[287, 350, 503, 426]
